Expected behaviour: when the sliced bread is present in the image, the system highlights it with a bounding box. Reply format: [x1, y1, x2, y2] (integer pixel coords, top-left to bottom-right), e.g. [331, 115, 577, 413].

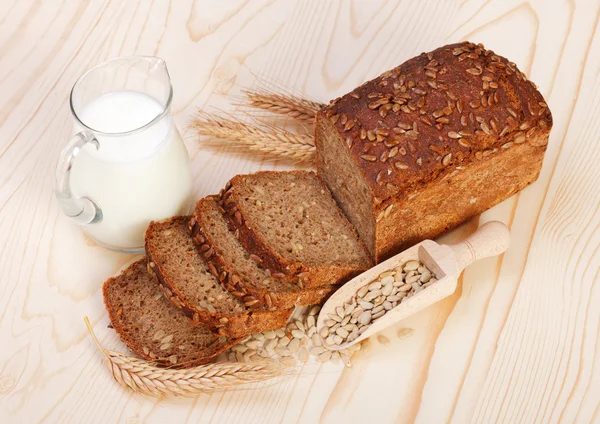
[189, 196, 340, 309]
[103, 259, 236, 367]
[145, 216, 293, 338]
[217, 171, 373, 288]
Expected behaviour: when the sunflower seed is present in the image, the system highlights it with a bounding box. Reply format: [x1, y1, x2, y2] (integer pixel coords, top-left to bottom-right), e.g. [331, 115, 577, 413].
[291, 329, 305, 339]
[317, 351, 332, 363]
[278, 336, 291, 347]
[312, 333, 323, 347]
[264, 330, 277, 340]
[288, 338, 301, 353]
[310, 346, 326, 356]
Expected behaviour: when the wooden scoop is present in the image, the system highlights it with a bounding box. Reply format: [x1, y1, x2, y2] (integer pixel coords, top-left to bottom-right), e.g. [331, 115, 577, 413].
[316, 221, 510, 351]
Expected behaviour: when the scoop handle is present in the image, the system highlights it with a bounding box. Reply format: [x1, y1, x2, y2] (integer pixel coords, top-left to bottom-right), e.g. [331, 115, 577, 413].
[449, 221, 510, 272]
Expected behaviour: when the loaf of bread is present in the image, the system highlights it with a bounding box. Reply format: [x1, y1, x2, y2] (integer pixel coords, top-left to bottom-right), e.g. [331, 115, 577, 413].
[315, 41, 552, 260]
[103, 259, 237, 367]
[217, 170, 373, 287]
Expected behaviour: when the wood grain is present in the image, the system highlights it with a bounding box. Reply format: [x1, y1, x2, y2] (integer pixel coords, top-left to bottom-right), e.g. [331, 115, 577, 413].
[1, 0, 599, 423]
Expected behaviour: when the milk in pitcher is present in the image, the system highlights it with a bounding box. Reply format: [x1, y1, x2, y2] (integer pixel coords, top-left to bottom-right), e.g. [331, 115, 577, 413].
[69, 91, 193, 249]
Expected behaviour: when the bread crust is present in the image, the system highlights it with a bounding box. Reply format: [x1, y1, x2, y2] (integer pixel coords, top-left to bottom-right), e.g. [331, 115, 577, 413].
[316, 41, 552, 261]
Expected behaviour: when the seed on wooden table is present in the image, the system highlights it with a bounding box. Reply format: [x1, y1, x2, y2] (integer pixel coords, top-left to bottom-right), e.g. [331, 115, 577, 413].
[411, 282, 422, 292]
[341, 315, 351, 326]
[348, 328, 359, 341]
[295, 320, 305, 331]
[265, 338, 278, 351]
[288, 338, 300, 353]
[330, 351, 341, 364]
[382, 283, 393, 296]
[264, 330, 277, 340]
[379, 271, 395, 278]
[336, 327, 349, 338]
[275, 347, 292, 356]
[278, 336, 291, 347]
[291, 329, 305, 339]
[308, 326, 317, 337]
[307, 315, 316, 328]
[377, 335, 391, 345]
[330, 323, 340, 332]
[335, 306, 345, 318]
[397, 328, 415, 339]
[312, 333, 323, 347]
[344, 304, 355, 316]
[357, 286, 369, 298]
[328, 313, 343, 323]
[299, 347, 309, 362]
[325, 319, 337, 327]
[231, 344, 249, 353]
[403, 260, 420, 271]
[286, 322, 297, 332]
[243, 350, 256, 362]
[252, 333, 265, 341]
[319, 327, 329, 338]
[245, 340, 262, 349]
[358, 326, 369, 335]
[387, 295, 401, 302]
[318, 351, 332, 363]
[310, 346, 326, 355]
[383, 301, 393, 311]
[275, 329, 286, 338]
[350, 317, 358, 324]
[309, 305, 321, 316]
[326, 335, 337, 346]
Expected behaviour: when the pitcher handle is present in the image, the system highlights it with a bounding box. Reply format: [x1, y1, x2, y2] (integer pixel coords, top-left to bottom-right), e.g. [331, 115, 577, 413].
[55, 131, 103, 224]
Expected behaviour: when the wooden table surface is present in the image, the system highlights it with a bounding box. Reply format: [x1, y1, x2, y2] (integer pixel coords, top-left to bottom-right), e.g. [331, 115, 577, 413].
[1, 0, 600, 423]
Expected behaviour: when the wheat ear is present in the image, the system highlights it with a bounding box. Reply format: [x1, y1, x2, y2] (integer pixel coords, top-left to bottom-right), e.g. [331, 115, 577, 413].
[85, 317, 287, 398]
[242, 89, 324, 124]
[191, 112, 315, 163]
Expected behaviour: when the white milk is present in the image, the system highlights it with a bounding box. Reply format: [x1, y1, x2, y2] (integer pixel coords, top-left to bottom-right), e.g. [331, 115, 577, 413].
[70, 91, 193, 250]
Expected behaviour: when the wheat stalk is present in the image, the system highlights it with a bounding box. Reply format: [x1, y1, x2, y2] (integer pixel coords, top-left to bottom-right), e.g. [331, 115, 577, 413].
[242, 89, 324, 124]
[191, 112, 315, 163]
[84, 317, 288, 398]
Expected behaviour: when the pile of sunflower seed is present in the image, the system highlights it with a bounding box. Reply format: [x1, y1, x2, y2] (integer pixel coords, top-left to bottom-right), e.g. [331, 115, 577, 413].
[321, 259, 436, 348]
[226, 305, 361, 367]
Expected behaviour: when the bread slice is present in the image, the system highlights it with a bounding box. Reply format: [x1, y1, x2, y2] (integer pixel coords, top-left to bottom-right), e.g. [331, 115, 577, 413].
[145, 216, 293, 338]
[190, 196, 340, 309]
[103, 259, 236, 367]
[217, 171, 373, 288]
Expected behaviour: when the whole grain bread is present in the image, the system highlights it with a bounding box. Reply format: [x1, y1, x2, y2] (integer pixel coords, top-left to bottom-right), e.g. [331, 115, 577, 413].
[103, 259, 237, 367]
[190, 196, 340, 309]
[217, 171, 373, 288]
[315, 41, 552, 260]
[145, 216, 293, 338]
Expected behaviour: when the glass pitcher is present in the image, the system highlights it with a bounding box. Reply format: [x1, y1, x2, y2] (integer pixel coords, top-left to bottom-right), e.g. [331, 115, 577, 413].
[55, 56, 193, 253]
